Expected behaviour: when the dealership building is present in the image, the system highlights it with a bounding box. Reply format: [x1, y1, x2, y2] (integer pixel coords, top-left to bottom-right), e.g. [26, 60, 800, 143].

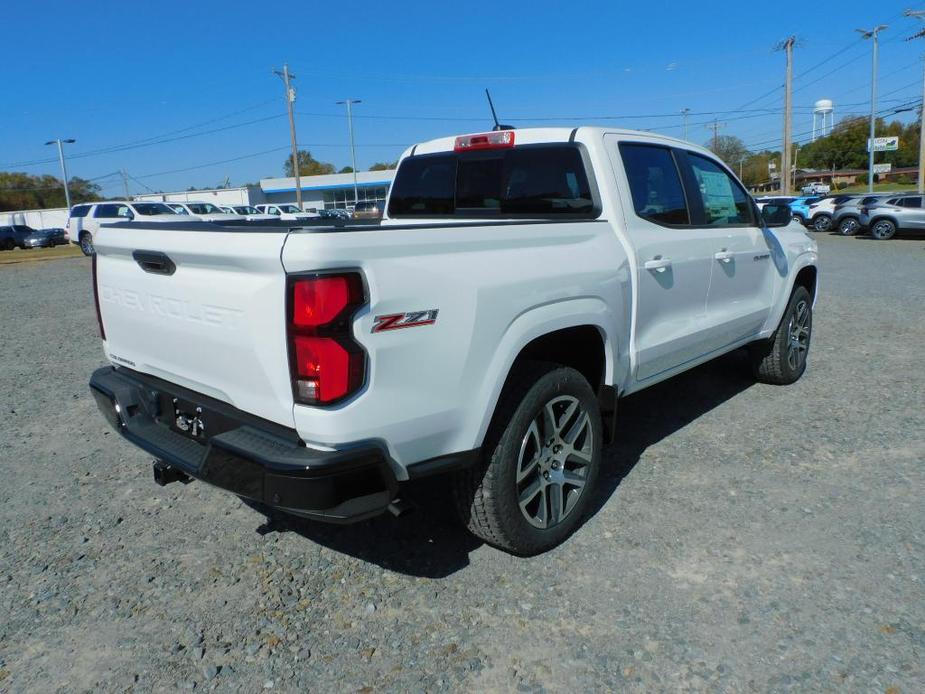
[133, 169, 396, 212]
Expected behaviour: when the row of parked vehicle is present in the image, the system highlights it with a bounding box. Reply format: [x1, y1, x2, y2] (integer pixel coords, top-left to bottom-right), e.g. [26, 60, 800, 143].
[0, 225, 67, 251]
[65, 199, 385, 255]
[755, 192, 920, 240]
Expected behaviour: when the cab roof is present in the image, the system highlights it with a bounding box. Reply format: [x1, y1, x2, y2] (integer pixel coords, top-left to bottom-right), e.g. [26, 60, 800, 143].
[404, 126, 708, 158]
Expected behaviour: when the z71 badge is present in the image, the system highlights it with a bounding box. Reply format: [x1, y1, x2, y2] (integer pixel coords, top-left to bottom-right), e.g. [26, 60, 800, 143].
[372, 309, 439, 333]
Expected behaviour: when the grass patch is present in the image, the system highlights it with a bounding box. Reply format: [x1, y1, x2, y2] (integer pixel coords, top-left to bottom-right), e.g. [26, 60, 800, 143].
[0, 245, 84, 266]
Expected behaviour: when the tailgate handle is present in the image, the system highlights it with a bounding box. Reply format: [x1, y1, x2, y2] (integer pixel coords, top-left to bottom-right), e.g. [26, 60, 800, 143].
[133, 250, 176, 276]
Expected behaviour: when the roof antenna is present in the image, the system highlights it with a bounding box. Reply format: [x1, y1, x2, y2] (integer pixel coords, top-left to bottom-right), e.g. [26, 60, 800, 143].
[485, 89, 514, 131]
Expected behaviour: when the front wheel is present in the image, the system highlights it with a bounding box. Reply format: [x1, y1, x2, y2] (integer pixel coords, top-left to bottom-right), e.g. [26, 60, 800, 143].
[812, 214, 832, 232]
[837, 217, 860, 236]
[870, 219, 896, 240]
[750, 285, 813, 385]
[79, 232, 94, 256]
[454, 363, 602, 555]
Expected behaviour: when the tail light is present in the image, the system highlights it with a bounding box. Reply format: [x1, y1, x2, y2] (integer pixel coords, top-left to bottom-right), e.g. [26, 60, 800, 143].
[454, 130, 515, 152]
[287, 273, 366, 405]
[91, 253, 106, 340]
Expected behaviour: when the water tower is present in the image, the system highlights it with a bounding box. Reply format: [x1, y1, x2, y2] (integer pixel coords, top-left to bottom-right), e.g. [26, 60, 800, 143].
[812, 99, 834, 141]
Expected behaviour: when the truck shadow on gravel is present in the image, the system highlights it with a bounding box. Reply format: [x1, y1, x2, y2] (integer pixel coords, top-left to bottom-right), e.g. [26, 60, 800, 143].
[248, 350, 756, 578]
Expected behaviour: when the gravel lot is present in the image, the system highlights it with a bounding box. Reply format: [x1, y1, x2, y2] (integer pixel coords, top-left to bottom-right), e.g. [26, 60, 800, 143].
[1, 231, 923, 692]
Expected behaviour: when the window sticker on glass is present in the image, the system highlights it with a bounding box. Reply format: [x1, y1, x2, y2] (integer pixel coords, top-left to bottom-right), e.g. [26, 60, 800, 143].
[697, 170, 738, 222]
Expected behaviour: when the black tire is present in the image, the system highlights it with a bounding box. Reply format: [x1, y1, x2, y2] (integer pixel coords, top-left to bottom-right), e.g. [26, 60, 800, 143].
[750, 285, 812, 385]
[79, 232, 94, 256]
[792, 213, 804, 224]
[837, 217, 860, 236]
[453, 362, 603, 555]
[811, 214, 831, 232]
[1, 239, 13, 251]
[869, 219, 896, 240]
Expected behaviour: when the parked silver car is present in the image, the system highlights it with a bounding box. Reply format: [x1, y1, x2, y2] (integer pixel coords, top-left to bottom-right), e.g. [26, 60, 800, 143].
[858, 194, 925, 240]
[832, 194, 895, 236]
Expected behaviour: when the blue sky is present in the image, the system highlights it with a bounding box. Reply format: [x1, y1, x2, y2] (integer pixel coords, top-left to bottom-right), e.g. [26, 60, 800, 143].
[1, 0, 918, 195]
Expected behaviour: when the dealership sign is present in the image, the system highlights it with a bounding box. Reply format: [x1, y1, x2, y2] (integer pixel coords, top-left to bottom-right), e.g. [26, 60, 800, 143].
[868, 136, 899, 152]
[873, 163, 892, 174]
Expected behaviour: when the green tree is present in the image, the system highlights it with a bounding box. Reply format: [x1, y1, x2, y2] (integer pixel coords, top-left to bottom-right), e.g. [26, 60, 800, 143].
[795, 116, 917, 171]
[368, 161, 398, 171]
[283, 150, 336, 177]
[0, 172, 101, 212]
[706, 135, 750, 169]
[338, 166, 354, 174]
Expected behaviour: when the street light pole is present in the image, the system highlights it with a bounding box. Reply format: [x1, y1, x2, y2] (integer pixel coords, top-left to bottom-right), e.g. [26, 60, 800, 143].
[336, 99, 362, 207]
[904, 10, 925, 194]
[680, 108, 690, 141]
[858, 25, 888, 193]
[273, 64, 302, 208]
[44, 138, 76, 210]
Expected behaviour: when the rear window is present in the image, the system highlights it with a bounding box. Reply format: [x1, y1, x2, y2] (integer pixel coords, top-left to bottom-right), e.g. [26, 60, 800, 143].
[388, 145, 596, 218]
[70, 205, 91, 218]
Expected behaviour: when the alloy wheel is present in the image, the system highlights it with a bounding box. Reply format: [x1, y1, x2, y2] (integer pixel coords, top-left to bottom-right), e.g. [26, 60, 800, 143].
[838, 218, 859, 235]
[813, 216, 831, 232]
[516, 395, 594, 529]
[871, 221, 895, 240]
[787, 299, 810, 372]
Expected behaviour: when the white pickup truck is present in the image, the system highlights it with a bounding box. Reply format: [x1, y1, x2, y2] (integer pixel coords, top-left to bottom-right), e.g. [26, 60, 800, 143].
[89, 127, 818, 555]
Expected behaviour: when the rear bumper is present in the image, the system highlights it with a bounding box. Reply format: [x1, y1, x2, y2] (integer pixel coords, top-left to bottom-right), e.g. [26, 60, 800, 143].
[89, 366, 397, 523]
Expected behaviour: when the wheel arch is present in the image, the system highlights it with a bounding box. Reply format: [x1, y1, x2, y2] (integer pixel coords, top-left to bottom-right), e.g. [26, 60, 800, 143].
[471, 302, 624, 451]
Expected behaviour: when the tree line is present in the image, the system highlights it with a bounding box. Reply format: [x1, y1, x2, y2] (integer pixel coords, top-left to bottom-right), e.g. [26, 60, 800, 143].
[0, 173, 102, 212]
[283, 151, 398, 177]
[706, 115, 920, 187]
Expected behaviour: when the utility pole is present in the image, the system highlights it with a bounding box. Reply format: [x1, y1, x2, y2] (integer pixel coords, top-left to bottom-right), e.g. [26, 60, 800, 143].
[336, 99, 362, 207]
[273, 64, 302, 208]
[706, 119, 724, 153]
[905, 10, 925, 193]
[776, 36, 796, 194]
[120, 169, 130, 199]
[44, 138, 76, 210]
[858, 25, 887, 193]
[680, 108, 691, 141]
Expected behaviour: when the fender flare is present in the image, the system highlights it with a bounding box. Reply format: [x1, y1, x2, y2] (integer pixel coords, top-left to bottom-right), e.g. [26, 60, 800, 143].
[469, 297, 624, 450]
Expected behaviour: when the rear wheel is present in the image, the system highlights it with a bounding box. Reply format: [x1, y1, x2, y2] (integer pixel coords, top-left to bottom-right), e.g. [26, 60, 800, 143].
[750, 286, 812, 385]
[1, 239, 14, 251]
[79, 232, 94, 256]
[454, 363, 602, 555]
[837, 217, 860, 235]
[812, 214, 831, 232]
[870, 219, 896, 240]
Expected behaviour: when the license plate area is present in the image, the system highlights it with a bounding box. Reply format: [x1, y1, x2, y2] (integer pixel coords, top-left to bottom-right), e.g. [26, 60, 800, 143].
[159, 394, 211, 442]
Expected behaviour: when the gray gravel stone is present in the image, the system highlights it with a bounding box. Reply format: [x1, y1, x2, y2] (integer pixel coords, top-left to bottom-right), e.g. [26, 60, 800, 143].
[0, 235, 922, 692]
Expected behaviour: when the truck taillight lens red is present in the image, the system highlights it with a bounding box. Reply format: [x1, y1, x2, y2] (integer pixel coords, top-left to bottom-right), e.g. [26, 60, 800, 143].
[288, 273, 366, 406]
[91, 253, 106, 340]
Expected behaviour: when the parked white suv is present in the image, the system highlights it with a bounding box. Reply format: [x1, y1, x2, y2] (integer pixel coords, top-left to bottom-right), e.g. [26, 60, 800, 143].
[67, 201, 181, 256]
[89, 127, 818, 555]
[164, 201, 244, 222]
[255, 204, 320, 221]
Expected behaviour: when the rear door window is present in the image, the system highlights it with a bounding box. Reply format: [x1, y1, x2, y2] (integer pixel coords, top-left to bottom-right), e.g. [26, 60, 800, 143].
[618, 143, 689, 225]
[685, 153, 755, 226]
[70, 205, 91, 218]
[388, 145, 595, 218]
[94, 204, 120, 218]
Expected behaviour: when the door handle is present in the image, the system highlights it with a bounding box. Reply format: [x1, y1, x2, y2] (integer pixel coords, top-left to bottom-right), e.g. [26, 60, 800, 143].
[133, 250, 176, 276]
[713, 250, 734, 264]
[644, 257, 672, 273]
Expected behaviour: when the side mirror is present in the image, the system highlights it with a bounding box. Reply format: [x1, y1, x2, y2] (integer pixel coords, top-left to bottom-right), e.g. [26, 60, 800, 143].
[761, 203, 791, 228]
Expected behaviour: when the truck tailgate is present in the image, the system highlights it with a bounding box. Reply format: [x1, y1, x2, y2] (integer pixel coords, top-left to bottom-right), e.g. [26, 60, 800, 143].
[94, 224, 295, 428]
